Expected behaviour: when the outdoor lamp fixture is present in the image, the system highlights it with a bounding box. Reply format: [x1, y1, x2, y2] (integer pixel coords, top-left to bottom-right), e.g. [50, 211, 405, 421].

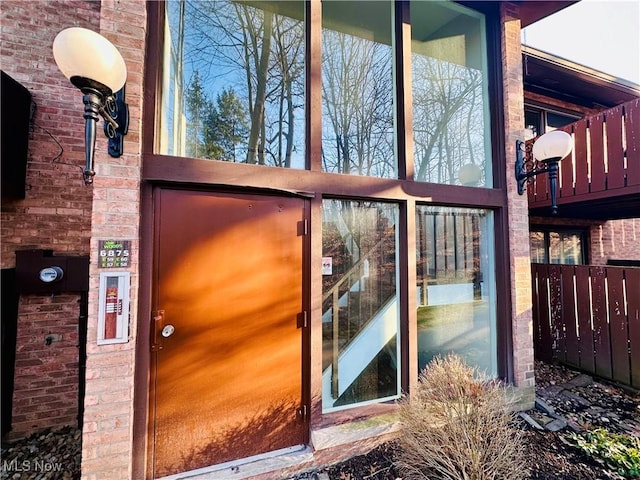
[515, 130, 573, 215]
[52, 27, 129, 185]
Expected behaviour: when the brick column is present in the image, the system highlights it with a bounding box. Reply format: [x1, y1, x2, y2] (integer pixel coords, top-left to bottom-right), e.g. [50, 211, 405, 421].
[80, 1, 146, 478]
[501, 3, 535, 395]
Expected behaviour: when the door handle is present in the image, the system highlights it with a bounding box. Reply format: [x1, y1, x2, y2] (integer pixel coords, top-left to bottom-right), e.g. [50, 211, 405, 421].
[161, 324, 175, 338]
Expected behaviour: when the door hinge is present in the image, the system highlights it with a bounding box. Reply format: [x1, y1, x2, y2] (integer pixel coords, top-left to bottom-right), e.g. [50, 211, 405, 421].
[151, 310, 165, 352]
[296, 404, 308, 422]
[296, 311, 308, 329]
[298, 219, 308, 236]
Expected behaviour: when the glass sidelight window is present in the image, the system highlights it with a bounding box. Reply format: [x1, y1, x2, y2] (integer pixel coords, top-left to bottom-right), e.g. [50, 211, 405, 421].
[159, 0, 306, 167]
[411, 2, 491, 186]
[322, 200, 400, 411]
[416, 206, 497, 376]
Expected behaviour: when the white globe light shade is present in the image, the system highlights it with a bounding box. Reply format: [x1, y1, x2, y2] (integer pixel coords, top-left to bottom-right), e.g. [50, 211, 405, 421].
[53, 27, 127, 94]
[532, 130, 573, 162]
[458, 163, 482, 186]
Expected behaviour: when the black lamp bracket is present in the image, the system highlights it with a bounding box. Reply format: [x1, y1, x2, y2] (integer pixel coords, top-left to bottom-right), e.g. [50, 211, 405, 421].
[79, 86, 129, 185]
[103, 87, 129, 158]
[515, 139, 550, 195]
[514, 139, 561, 215]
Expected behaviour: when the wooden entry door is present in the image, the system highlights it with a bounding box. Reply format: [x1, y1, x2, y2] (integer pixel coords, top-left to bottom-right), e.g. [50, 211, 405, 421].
[151, 188, 307, 478]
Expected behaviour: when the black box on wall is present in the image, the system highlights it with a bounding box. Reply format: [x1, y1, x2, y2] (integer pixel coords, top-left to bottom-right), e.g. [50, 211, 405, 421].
[16, 250, 89, 294]
[1, 71, 32, 199]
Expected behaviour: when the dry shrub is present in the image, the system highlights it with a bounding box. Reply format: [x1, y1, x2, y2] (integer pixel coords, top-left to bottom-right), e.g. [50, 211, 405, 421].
[396, 354, 528, 480]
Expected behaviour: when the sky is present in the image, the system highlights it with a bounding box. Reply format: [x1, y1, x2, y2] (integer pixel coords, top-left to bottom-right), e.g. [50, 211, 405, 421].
[522, 0, 640, 85]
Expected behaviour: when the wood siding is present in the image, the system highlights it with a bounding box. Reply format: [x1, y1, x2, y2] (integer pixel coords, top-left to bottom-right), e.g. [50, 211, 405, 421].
[526, 98, 640, 213]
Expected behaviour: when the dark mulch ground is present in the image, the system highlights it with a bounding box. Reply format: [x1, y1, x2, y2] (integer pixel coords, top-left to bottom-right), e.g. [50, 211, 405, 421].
[309, 432, 615, 480]
[298, 361, 640, 480]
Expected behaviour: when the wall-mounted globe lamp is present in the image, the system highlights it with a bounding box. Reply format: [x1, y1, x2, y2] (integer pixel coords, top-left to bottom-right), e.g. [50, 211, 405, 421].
[52, 27, 129, 185]
[515, 130, 573, 215]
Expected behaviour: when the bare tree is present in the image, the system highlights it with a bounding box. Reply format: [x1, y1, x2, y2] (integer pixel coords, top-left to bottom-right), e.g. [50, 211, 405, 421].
[413, 56, 485, 184]
[170, 0, 304, 166]
[322, 31, 395, 177]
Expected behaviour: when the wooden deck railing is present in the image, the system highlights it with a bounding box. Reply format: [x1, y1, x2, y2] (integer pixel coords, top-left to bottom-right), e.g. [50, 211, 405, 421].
[527, 97, 640, 207]
[532, 263, 640, 389]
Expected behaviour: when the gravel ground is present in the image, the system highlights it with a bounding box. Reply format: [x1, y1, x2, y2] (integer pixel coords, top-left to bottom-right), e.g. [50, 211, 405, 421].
[1, 427, 80, 480]
[2, 361, 638, 480]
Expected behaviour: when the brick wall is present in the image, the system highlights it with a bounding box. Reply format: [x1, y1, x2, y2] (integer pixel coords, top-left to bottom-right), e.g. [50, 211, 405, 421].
[11, 295, 83, 434]
[501, 2, 535, 397]
[0, 1, 98, 265]
[80, 1, 146, 478]
[589, 219, 640, 264]
[0, 0, 99, 438]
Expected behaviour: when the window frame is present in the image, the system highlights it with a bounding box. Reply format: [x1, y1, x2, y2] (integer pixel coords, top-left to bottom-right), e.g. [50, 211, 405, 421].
[320, 198, 402, 412]
[529, 226, 589, 265]
[140, 0, 514, 418]
[524, 104, 581, 138]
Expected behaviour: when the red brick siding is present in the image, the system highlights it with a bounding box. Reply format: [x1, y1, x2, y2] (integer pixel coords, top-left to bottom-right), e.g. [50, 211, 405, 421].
[11, 295, 81, 433]
[0, 0, 98, 266]
[0, 0, 99, 438]
[501, 2, 535, 393]
[589, 219, 640, 264]
[79, 1, 146, 478]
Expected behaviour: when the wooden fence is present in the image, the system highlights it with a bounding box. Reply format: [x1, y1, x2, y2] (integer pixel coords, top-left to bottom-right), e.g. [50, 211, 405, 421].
[527, 97, 640, 207]
[532, 264, 640, 389]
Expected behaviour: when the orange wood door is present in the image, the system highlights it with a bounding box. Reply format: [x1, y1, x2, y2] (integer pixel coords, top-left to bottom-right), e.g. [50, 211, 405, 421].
[151, 188, 306, 478]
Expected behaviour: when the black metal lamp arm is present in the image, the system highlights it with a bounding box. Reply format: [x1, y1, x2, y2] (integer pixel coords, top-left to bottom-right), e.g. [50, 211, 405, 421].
[80, 87, 128, 185]
[515, 139, 561, 215]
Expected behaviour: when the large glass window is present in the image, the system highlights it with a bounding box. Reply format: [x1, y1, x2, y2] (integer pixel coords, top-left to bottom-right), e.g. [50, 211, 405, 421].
[411, 2, 491, 186]
[153, 1, 505, 413]
[322, 200, 400, 411]
[159, 1, 305, 168]
[529, 229, 586, 264]
[321, 1, 396, 178]
[416, 206, 497, 375]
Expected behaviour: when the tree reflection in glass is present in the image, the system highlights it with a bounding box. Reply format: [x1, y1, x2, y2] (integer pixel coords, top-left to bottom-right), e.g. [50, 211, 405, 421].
[160, 0, 306, 168]
[411, 2, 492, 186]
